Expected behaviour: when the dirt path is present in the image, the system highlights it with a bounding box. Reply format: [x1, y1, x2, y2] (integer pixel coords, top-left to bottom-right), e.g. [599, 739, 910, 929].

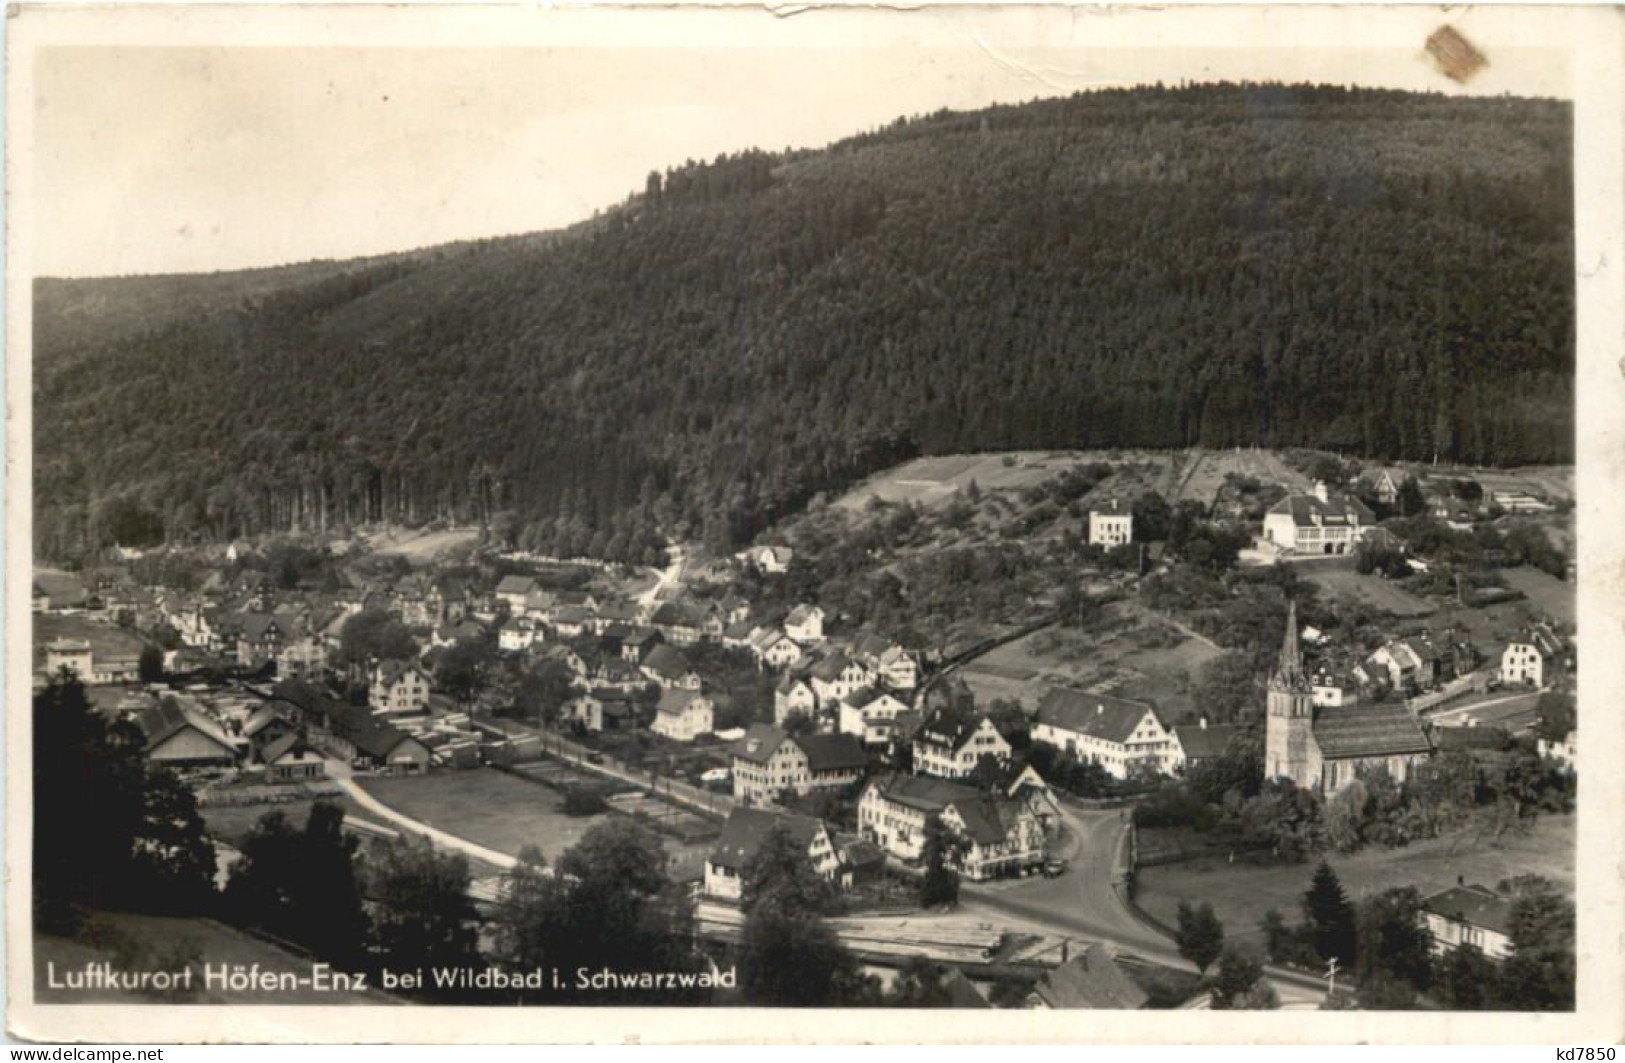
[331, 775, 517, 870]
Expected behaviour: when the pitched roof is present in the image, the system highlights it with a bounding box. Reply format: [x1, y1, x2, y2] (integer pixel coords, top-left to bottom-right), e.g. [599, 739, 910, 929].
[1173, 722, 1235, 762]
[261, 732, 319, 765]
[732, 723, 793, 765]
[641, 644, 693, 680]
[868, 773, 982, 814]
[1033, 687, 1158, 745]
[708, 807, 825, 873]
[1267, 493, 1372, 527]
[495, 575, 537, 596]
[1031, 945, 1149, 1009]
[793, 732, 867, 773]
[809, 652, 859, 682]
[1420, 885, 1516, 937]
[915, 707, 992, 752]
[243, 704, 293, 738]
[374, 659, 427, 687]
[785, 604, 823, 627]
[777, 673, 812, 695]
[1312, 702, 1432, 759]
[949, 794, 1023, 846]
[137, 698, 237, 757]
[657, 688, 710, 717]
[651, 601, 705, 628]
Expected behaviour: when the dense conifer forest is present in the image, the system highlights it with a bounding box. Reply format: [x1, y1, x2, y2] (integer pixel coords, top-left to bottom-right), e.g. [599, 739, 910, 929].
[33, 82, 1574, 561]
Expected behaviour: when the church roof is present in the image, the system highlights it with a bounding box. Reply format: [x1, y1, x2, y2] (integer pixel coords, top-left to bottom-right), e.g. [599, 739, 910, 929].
[1270, 601, 1310, 693]
[1313, 702, 1432, 760]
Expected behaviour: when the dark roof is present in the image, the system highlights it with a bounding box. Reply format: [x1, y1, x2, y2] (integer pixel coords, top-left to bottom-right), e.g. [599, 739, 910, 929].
[262, 732, 318, 765]
[1421, 885, 1516, 937]
[657, 688, 709, 717]
[732, 724, 792, 765]
[941, 968, 992, 1009]
[1431, 724, 1511, 752]
[794, 732, 867, 773]
[1032, 945, 1149, 1009]
[1313, 702, 1432, 759]
[809, 652, 859, 682]
[950, 795, 1020, 846]
[642, 644, 693, 680]
[915, 707, 993, 752]
[1034, 687, 1158, 745]
[137, 698, 237, 757]
[495, 575, 537, 595]
[1268, 493, 1372, 528]
[1173, 723, 1235, 762]
[651, 601, 705, 628]
[868, 773, 982, 814]
[708, 807, 825, 873]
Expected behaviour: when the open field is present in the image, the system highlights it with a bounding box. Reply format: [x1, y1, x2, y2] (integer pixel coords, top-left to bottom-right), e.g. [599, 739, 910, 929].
[958, 604, 1221, 721]
[1136, 814, 1574, 953]
[1498, 566, 1575, 628]
[32, 612, 148, 669]
[201, 795, 378, 848]
[359, 768, 715, 880]
[1304, 567, 1436, 618]
[365, 525, 481, 566]
[34, 912, 393, 1004]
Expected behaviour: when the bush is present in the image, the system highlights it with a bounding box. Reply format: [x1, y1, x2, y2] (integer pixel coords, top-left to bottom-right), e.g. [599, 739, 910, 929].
[562, 788, 609, 817]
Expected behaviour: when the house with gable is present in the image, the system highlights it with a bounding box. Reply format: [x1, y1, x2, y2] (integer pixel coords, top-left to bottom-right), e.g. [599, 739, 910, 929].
[1031, 688, 1178, 779]
[495, 575, 538, 613]
[1087, 497, 1134, 548]
[729, 724, 866, 804]
[1501, 624, 1564, 688]
[1262, 482, 1376, 555]
[1171, 719, 1236, 773]
[838, 687, 913, 747]
[911, 707, 1012, 779]
[784, 604, 826, 646]
[1419, 884, 1516, 961]
[748, 627, 804, 670]
[703, 807, 841, 902]
[641, 644, 701, 690]
[808, 652, 873, 706]
[651, 689, 715, 743]
[370, 659, 433, 715]
[858, 774, 1045, 881]
[773, 675, 818, 726]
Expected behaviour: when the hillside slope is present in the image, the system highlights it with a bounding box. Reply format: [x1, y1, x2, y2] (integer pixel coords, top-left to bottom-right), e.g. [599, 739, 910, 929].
[33, 83, 1574, 561]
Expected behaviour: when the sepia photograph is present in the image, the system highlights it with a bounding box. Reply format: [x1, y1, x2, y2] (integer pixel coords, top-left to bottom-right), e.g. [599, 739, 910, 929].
[5, 2, 1623, 1045]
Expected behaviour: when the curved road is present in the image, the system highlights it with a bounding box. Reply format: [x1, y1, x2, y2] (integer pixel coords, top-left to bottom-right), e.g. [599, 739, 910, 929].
[963, 800, 1331, 996]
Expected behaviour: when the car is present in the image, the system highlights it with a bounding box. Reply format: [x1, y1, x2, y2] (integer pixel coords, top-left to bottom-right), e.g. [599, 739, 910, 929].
[1042, 858, 1068, 878]
[699, 767, 731, 784]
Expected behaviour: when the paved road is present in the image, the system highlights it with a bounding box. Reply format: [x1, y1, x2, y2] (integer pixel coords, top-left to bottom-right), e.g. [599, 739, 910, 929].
[962, 801, 1332, 997]
[331, 774, 518, 871]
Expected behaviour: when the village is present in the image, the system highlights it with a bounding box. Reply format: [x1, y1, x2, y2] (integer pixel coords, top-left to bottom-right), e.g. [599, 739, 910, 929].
[32, 448, 1578, 1009]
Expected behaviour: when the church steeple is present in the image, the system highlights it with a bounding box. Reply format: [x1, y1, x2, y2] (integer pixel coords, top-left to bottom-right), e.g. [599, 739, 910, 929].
[1269, 599, 1310, 695]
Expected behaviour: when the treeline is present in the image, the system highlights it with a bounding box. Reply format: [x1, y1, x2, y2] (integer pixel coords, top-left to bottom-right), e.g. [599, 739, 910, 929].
[34, 82, 1572, 562]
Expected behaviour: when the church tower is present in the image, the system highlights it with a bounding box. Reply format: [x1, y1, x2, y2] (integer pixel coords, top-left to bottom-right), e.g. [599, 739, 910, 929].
[1264, 600, 1320, 788]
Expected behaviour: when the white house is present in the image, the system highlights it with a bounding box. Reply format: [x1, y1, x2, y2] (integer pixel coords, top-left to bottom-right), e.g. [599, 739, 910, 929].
[1501, 625, 1563, 688]
[773, 675, 818, 726]
[495, 575, 538, 613]
[784, 604, 827, 646]
[730, 724, 866, 804]
[1031, 688, 1177, 779]
[858, 774, 1045, 881]
[499, 617, 539, 652]
[748, 627, 804, 670]
[738, 545, 794, 574]
[651, 689, 715, 743]
[44, 639, 95, 681]
[703, 807, 840, 902]
[878, 645, 920, 691]
[911, 709, 1012, 779]
[1420, 885, 1515, 961]
[1087, 498, 1134, 548]
[838, 687, 912, 746]
[808, 653, 874, 706]
[370, 660, 432, 715]
[1262, 482, 1376, 555]
[1310, 670, 1355, 708]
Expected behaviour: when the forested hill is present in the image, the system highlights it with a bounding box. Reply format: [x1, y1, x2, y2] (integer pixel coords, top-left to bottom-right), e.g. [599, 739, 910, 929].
[34, 82, 1574, 562]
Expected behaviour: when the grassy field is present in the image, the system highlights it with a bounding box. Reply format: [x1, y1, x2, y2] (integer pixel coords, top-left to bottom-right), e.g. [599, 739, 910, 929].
[34, 912, 392, 1005]
[1303, 566, 1436, 619]
[1498, 566, 1575, 628]
[366, 525, 481, 566]
[958, 605, 1221, 720]
[32, 613, 149, 670]
[1136, 815, 1574, 952]
[359, 768, 715, 877]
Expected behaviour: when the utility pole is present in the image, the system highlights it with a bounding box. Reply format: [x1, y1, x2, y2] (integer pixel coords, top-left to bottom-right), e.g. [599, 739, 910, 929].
[1325, 956, 1339, 1001]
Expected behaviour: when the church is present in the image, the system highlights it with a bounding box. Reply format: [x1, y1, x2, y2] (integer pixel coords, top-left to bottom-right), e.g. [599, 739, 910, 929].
[1264, 602, 1433, 795]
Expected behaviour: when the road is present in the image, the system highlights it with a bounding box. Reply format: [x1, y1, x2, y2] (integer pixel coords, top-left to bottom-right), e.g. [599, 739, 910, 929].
[1424, 687, 1545, 726]
[638, 547, 685, 609]
[331, 774, 518, 870]
[961, 801, 1332, 997]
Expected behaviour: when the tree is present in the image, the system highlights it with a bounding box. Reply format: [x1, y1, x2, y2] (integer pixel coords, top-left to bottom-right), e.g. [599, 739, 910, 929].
[33, 675, 215, 931]
[514, 660, 575, 728]
[291, 801, 370, 966]
[222, 810, 304, 940]
[489, 846, 560, 980]
[1175, 901, 1226, 974]
[138, 645, 165, 683]
[1353, 887, 1433, 1005]
[368, 837, 481, 984]
[739, 826, 866, 1006]
[1210, 946, 1273, 1009]
[435, 637, 496, 704]
[1493, 875, 1575, 1011]
[919, 814, 964, 909]
[1302, 861, 1357, 966]
[1533, 692, 1576, 746]
[1133, 490, 1172, 543]
[335, 610, 417, 672]
[1396, 476, 1427, 517]
[1434, 944, 1496, 1009]
[888, 956, 956, 1006]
